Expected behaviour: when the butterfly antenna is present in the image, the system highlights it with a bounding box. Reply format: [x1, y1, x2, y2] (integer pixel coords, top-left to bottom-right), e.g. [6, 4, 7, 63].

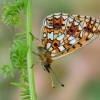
[49, 67, 64, 87]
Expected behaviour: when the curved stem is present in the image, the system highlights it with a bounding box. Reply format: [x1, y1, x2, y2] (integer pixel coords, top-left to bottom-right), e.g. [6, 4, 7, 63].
[26, 0, 36, 100]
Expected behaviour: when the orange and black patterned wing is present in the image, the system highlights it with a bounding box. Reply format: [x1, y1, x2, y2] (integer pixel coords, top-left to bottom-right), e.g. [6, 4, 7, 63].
[41, 13, 100, 60]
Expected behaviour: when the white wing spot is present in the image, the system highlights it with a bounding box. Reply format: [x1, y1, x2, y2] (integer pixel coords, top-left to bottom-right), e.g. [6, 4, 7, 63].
[80, 31, 83, 37]
[74, 21, 78, 26]
[54, 15, 60, 19]
[51, 52, 57, 57]
[58, 46, 65, 51]
[69, 39, 77, 44]
[47, 26, 53, 28]
[54, 34, 58, 39]
[68, 36, 74, 40]
[48, 32, 53, 40]
[49, 47, 53, 51]
[52, 50, 56, 53]
[69, 18, 73, 22]
[66, 34, 70, 37]
[61, 42, 64, 45]
[60, 40, 63, 43]
[46, 43, 51, 49]
[43, 33, 46, 37]
[79, 25, 82, 30]
[44, 21, 47, 26]
[57, 34, 64, 40]
[62, 15, 67, 20]
[59, 33, 61, 36]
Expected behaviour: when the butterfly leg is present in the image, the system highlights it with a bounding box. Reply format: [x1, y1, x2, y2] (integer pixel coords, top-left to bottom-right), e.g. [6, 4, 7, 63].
[31, 62, 41, 68]
[31, 51, 41, 68]
[33, 51, 38, 56]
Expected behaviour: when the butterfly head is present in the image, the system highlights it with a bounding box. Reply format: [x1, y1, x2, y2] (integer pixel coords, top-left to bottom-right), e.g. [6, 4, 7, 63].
[41, 62, 50, 73]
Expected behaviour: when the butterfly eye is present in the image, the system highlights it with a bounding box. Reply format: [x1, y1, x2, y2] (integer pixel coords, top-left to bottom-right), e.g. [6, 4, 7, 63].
[41, 62, 50, 73]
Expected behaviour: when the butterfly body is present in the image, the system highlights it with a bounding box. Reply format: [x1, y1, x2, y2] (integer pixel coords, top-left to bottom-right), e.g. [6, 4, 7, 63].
[37, 46, 53, 73]
[37, 13, 100, 72]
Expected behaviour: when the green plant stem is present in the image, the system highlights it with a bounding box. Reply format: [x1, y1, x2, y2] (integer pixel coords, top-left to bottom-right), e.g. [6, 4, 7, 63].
[26, 0, 36, 100]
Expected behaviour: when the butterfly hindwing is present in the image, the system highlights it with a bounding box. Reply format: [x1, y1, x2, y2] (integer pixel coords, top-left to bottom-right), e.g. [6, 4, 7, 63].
[41, 13, 100, 60]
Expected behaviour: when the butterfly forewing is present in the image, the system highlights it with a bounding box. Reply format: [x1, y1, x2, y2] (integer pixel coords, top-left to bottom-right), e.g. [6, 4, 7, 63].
[41, 13, 100, 60]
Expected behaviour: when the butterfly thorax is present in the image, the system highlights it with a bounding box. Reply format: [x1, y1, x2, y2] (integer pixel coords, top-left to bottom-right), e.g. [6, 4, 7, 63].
[37, 46, 53, 73]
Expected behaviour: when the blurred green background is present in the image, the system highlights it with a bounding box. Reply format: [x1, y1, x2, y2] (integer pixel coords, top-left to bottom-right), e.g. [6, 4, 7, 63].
[0, 0, 100, 100]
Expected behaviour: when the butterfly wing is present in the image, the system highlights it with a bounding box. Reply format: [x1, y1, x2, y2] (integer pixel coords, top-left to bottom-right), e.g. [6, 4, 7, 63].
[41, 13, 100, 60]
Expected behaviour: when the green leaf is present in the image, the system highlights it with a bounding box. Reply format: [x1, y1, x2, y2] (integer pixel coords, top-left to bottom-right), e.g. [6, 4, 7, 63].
[2, 0, 27, 28]
[11, 82, 29, 89]
[0, 64, 14, 78]
[11, 82, 30, 99]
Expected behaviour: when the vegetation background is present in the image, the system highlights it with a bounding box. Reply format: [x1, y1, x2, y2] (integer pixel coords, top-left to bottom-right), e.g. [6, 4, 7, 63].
[0, 0, 100, 100]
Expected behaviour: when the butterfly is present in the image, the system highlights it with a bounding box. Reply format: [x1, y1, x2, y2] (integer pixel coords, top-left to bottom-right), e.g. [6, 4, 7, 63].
[32, 13, 100, 87]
